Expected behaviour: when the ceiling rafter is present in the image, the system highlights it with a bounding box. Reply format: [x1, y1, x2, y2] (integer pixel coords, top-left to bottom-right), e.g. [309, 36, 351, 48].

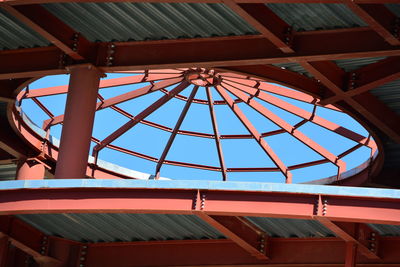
[346, 3, 400, 46]
[195, 213, 269, 260]
[0, 4, 93, 61]
[299, 60, 400, 143]
[321, 56, 400, 104]
[223, 2, 294, 53]
[316, 217, 380, 260]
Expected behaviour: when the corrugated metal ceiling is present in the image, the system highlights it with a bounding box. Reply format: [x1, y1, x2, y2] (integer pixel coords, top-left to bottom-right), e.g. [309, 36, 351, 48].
[386, 4, 400, 17]
[272, 63, 311, 77]
[335, 57, 386, 72]
[0, 9, 50, 50]
[0, 164, 16, 181]
[370, 79, 400, 115]
[266, 3, 367, 32]
[17, 213, 225, 242]
[370, 223, 400, 236]
[43, 2, 258, 42]
[247, 217, 334, 238]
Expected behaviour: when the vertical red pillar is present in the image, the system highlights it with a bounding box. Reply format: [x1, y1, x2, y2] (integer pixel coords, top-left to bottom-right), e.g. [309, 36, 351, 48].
[55, 64, 101, 179]
[16, 159, 45, 180]
[345, 242, 357, 267]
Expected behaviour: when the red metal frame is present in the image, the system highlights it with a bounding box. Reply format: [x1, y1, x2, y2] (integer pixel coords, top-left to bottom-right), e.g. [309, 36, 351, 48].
[0, 2, 399, 266]
[12, 68, 380, 183]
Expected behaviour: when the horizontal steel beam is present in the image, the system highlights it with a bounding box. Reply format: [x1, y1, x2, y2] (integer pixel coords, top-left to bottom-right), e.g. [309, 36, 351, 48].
[1, 28, 400, 79]
[0, 187, 399, 225]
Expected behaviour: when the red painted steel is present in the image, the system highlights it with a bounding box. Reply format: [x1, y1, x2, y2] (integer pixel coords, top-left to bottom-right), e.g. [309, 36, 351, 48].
[214, 84, 292, 183]
[2, 4, 92, 60]
[155, 86, 199, 178]
[300, 60, 400, 143]
[222, 78, 376, 153]
[1, 214, 400, 266]
[54, 65, 101, 179]
[0, 186, 398, 224]
[221, 82, 347, 177]
[44, 76, 183, 128]
[196, 214, 269, 260]
[316, 218, 379, 259]
[346, 3, 400, 46]
[16, 160, 45, 180]
[206, 87, 227, 181]
[345, 242, 357, 267]
[92, 80, 190, 154]
[223, 2, 294, 53]
[2, 29, 400, 79]
[12, 69, 380, 182]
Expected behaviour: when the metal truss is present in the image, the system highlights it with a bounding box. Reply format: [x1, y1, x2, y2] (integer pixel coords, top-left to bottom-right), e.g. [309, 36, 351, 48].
[16, 68, 378, 183]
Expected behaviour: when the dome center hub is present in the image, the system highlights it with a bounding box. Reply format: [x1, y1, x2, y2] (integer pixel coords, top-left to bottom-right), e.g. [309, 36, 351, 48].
[185, 69, 220, 87]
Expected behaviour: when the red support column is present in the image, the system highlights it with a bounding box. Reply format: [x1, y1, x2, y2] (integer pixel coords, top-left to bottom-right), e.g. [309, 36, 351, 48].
[16, 159, 45, 180]
[55, 64, 101, 179]
[345, 242, 357, 267]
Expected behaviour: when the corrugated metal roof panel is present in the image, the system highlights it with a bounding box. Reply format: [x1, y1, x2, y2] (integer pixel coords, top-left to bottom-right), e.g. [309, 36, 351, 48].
[0, 164, 16, 180]
[272, 63, 311, 77]
[335, 57, 386, 72]
[43, 3, 258, 42]
[370, 79, 400, 115]
[0, 9, 50, 50]
[386, 4, 400, 17]
[17, 213, 224, 242]
[246, 217, 333, 238]
[381, 142, 400, 169]
[369, 224, 400, 236]
[266, 3, 367, 31]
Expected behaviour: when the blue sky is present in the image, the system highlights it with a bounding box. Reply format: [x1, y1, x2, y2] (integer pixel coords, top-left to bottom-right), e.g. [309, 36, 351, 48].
[21, 72, 375, 183]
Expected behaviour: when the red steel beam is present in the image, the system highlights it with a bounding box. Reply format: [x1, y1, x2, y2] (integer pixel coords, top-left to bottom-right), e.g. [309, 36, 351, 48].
[206, 87, 227, 181]
[214, 85, 292, 183]
[316, 218, 379, 260]
[1, 4, 93, 61]
[22, 72, 182, 99]
[300, 60, 400, 143]
[93, 80, 190, 153]
[221, 82, 347, 176]
[0, 47, 67, 79]
[345, 242, 357, 267]
[0, 216, 61, 266]
[195, 214, 268, 260]
[155, 86, 199, 178]
[1, 187, 400, 224]
[44, 76, 183, 128]
[320, 56, 400, 104]
[223, 2, 294, 53]
[221, 78, 376, 152]
[346, 3, 400, 46]
[2, 28, 400, 79]
[101, 29, 400, 71]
